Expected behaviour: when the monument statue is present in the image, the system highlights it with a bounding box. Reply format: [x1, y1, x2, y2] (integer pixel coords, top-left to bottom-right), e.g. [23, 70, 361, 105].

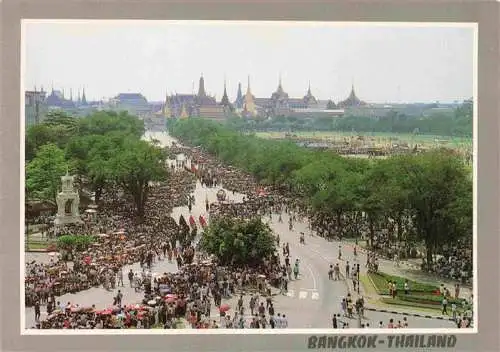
[54, 171, 82, 226]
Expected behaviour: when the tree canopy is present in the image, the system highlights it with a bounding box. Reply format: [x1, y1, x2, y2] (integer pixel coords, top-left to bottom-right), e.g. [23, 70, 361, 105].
[222, 100, 473, 138]
[200, 217, 277, 267]
[170, 118, 472, 268]
[25, 110, 167, 217]
[26, 143, 72, 203]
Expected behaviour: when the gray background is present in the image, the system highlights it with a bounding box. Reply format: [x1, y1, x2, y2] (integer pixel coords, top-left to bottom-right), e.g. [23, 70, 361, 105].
[1, 0, 499, 351]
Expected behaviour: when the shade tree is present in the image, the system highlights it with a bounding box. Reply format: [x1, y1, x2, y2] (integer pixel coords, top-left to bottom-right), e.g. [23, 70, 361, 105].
[171, 118, 473, 266]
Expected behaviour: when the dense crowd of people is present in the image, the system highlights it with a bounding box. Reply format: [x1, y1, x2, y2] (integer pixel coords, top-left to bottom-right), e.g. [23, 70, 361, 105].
[28, 141, 293, 329]
[26, 133, 472, 329]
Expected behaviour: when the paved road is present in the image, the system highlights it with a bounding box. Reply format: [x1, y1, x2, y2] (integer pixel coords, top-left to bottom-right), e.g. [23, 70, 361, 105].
[25, 131, 458, 329]
[262, 213, 457, 329]
[147, 131, 461, 329]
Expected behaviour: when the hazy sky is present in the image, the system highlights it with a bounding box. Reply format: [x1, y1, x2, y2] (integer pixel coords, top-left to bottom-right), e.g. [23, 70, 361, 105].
[23, 20, 475, 103]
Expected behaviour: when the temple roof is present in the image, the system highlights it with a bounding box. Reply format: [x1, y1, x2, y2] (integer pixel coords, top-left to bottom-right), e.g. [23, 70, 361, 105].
[46, 89, 75, 108]
[220, 79, 230, 106]
[198, 74, 206, 97]
[338, 85, 366, 108]
[271, 75, 289, 100]
[115, 93, 148, 103]
[303, 82, 317, 105]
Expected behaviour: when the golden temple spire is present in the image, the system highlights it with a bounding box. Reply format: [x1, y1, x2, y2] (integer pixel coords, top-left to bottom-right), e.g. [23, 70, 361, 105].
[244, 75, 256, 116]
[247, 75, 251, 93]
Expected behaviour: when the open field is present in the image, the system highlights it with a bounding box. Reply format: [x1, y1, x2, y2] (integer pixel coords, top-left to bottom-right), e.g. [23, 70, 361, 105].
[255, 131, 472, 150]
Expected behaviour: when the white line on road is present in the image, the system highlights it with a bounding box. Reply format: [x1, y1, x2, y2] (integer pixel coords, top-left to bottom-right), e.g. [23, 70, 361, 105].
[304, 262, 318, 290]
[311, 292, 320, 300]
[286, 290, 295, 297]
[299, 291, 308, 299]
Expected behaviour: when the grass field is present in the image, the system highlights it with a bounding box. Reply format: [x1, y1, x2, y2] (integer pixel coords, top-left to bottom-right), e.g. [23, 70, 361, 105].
[256, 131, 472, 150]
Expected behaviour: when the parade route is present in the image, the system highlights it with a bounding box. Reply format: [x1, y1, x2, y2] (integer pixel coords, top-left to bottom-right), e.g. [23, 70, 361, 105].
[24, 131, 461, 330]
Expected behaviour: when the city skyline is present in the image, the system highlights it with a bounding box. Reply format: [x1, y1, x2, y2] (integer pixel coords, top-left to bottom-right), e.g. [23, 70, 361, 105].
[24, 20, 475, 103]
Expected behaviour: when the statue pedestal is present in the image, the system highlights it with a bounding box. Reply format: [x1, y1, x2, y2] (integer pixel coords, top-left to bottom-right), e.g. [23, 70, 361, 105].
[54, 173, 82, 226]
[54, 214, 83, 226]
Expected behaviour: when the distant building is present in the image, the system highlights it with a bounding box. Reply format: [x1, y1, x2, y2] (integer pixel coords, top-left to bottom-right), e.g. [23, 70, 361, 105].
[163, 74, 228, 120]
[25, 89, 48, 126]
[242, 76, 258, 118]
[110, 93, 152, 117]
[337, 84, 367, 109]
[219, 79, 232, 112]
[233, 83, 244, 110]
[45, 88, 76, 109]
[248, 77, 340, 119]
[40, 86, 98, 117]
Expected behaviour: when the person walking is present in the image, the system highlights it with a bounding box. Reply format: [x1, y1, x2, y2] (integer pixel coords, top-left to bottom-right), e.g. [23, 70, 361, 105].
[128, 269, 134, 288]
[34, 300, 41, 322]
[442, 297, 448, 315]
[293, 260, 300, 280]
[334, 263, 340, 281]
[117, 268, 124, 287]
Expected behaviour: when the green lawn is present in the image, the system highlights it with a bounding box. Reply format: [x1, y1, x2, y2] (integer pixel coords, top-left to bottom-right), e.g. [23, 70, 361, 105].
[26, 240, 56, 251]
[367, 271, 438, 295]
[366, 271, 467, 311]
[256, 131, 471, 150]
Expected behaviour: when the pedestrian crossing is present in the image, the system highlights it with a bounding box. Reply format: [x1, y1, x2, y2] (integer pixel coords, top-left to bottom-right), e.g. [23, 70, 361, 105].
[285, 289, 320, 301]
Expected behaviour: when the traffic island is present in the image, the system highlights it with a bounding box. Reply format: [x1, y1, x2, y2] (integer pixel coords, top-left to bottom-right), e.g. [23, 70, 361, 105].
[362, 271, 468, 314]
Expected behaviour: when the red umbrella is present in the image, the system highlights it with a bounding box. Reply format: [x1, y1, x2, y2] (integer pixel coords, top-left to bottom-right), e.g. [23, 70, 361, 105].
[165, 294, 177, 299]
[189, 216, 196, 227]
[165, 297, 176, 304]
[219, 304, 231, 313]
[199, 216, 207, 228]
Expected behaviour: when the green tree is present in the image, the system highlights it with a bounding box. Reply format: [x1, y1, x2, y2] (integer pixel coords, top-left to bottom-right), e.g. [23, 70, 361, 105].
[25, 122, 73, 161]
[404, 150, 472, 269]
[109, 139, 168, 217]
[44, 110, 78, 132]
[25, 143, 71, 203]
[77, 110, 145, 138]
[200, 217, 277, 267]
[66, 134, 124, 203]
[171, 118, 473, 263]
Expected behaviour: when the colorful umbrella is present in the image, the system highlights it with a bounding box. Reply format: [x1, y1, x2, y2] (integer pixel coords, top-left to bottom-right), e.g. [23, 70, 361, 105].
[199, 215, 207, 228]
[219, 304, 231, 313]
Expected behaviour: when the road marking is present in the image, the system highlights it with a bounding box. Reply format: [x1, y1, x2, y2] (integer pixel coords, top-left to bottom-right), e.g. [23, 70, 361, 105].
[299, 291, 308, 299]
[286, 289, 295, 297]
[304, 262, 318, 290]
[311, 292, 320, 300]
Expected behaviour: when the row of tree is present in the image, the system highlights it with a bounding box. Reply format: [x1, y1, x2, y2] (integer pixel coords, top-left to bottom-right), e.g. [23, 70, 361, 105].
[25, 111, 167, 217]
[169, 118, 472, 267]
[225, 100, 473, 138]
